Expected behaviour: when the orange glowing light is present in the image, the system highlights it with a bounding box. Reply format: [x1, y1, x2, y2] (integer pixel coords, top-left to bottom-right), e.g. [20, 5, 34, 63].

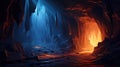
[37, 54, 58, 60]
[73, 16, 103, 54]
[88, 25, 102, 47]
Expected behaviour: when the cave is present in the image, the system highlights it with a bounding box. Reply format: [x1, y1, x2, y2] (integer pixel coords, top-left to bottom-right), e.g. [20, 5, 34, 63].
[0, 0, 120, 67]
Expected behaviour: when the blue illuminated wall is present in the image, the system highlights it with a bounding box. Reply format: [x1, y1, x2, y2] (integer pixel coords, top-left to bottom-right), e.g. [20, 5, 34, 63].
[14, 0, 72, 55]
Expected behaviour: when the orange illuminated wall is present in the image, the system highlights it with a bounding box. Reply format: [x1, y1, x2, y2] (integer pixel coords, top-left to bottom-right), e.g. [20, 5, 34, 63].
[73, 16, 104, 53]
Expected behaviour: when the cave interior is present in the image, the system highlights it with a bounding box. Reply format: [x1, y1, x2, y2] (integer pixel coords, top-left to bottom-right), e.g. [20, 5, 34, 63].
[0, 0, 120, 67]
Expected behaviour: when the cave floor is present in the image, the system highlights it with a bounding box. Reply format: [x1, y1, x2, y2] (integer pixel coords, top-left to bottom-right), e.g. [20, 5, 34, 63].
[0, 53, 110, 67]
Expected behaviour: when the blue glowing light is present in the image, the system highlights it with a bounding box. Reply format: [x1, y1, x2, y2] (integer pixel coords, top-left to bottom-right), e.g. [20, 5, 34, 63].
[14, 0, 71, 55]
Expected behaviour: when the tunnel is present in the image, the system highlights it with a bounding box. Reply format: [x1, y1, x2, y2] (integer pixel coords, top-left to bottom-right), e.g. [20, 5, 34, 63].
[0, 0, 120, 67]
[73, 16, 104, 54]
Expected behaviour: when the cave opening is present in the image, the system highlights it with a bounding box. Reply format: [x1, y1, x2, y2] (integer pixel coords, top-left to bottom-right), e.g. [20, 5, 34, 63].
[73, 16, 104, 54]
